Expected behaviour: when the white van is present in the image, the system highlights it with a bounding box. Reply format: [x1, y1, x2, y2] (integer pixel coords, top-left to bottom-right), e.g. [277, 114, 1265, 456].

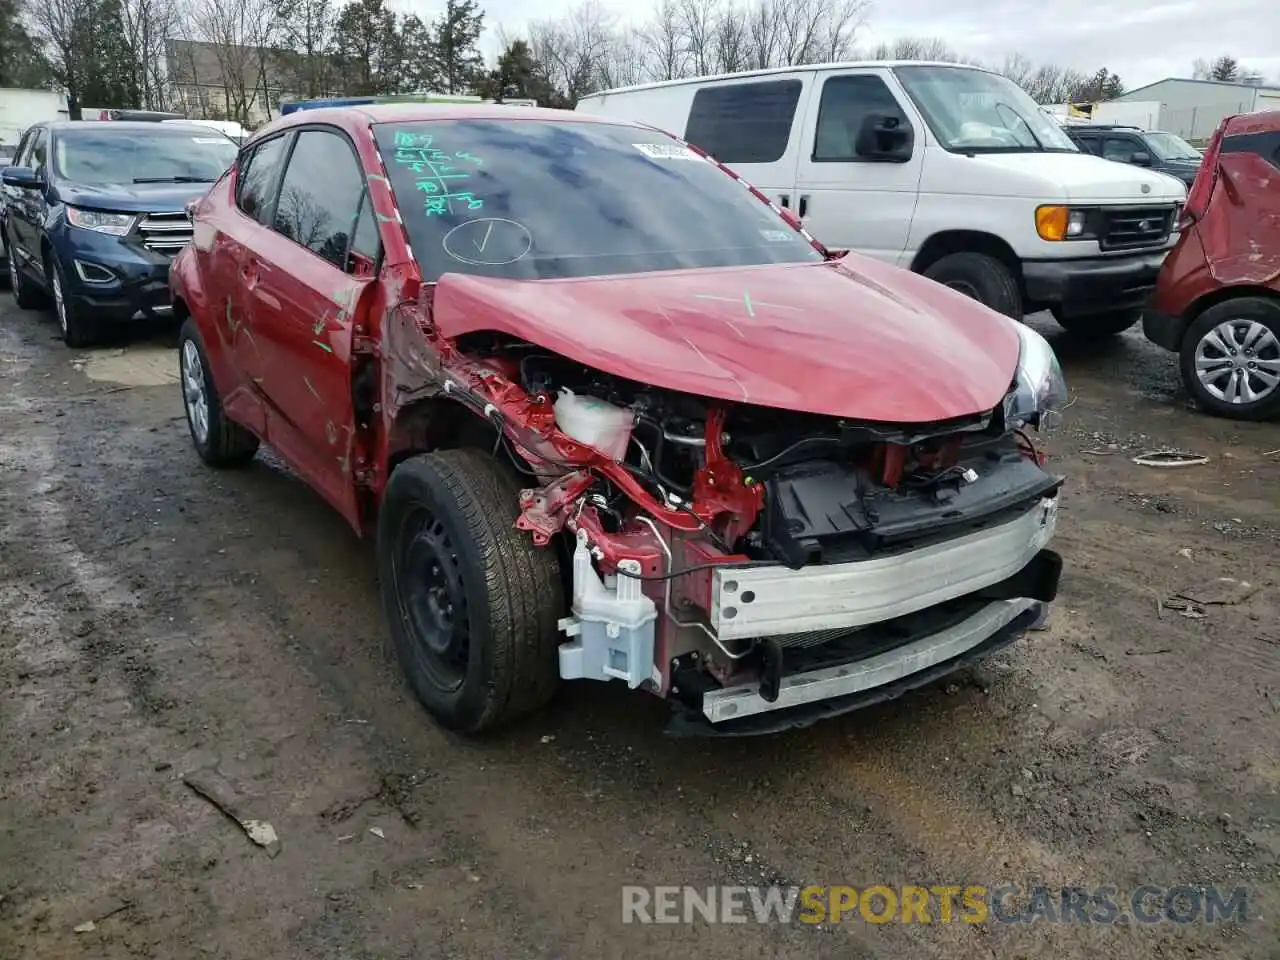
[576, 62, 1188, 338]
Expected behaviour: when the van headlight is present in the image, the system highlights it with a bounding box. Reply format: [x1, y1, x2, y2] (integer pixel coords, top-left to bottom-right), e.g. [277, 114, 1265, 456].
[1006, 324, 1067, 428]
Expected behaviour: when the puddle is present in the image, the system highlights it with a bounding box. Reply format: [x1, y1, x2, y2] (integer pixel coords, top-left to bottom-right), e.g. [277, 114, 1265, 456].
[72, 346, 178, 387]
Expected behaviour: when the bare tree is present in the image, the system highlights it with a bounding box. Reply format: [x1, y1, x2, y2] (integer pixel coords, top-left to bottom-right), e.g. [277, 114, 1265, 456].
[28, 0, 98, 116]
[528, 0, 616, 104]
[676, 0, 716, 75]
[186, 0, 278, 124]
[641, 0, 688, 80]
[120, 0, 182, 111]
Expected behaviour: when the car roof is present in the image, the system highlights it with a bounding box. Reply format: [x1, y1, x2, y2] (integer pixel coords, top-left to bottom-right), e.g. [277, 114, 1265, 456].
[40, 120, 233, 136]
[281, 103, 627, 127]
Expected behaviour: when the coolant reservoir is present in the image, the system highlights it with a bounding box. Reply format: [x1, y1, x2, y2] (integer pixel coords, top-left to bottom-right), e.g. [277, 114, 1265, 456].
[554, 388, 633, 461]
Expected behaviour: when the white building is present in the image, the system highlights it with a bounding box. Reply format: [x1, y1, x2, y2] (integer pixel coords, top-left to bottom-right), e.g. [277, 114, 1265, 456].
[1115, 78, 1280, 143]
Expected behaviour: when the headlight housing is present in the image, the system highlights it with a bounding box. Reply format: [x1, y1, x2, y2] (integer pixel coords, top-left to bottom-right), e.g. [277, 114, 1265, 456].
[1035, 205, 1094, 241]
[66, 207, 136, 236]
[1005, 323, 1068, 428]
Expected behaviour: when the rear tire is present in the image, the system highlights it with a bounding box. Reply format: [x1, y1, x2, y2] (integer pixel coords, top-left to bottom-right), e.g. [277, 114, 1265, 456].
[1052, 308, 1141, 338]
[1178, 297, 1280, 421]
[378, 449, 565, 734]
[7, 231, 41, 309]
[179, 318, 260, 466]
[921, 252, 1023, 320]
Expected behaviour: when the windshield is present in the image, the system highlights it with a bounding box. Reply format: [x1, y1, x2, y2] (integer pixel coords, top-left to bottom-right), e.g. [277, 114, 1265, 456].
[895, 66, 1079, 154]
[54, 128, 238, 185]
[373, 119, 823, 282]
[1145, 132, 1201, 161]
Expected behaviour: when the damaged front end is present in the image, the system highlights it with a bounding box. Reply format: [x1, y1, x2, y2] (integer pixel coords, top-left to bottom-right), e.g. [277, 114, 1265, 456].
[382, 290, 1065, 736]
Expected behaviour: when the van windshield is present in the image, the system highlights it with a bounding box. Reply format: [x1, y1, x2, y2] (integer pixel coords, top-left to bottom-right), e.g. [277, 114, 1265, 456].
[895, 66, 1079, 154]
[373, 119, 824, 282]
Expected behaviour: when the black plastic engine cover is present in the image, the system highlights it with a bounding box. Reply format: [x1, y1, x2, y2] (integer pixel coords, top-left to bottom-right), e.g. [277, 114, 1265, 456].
[760, 455, 1061, 569]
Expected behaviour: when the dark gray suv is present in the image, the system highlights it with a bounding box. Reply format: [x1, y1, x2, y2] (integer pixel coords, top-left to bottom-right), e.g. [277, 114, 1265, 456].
[1063, 124, 1203, 186]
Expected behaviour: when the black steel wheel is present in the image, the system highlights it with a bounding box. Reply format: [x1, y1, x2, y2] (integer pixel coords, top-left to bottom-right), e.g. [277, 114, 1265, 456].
[378, 448, 565, 734]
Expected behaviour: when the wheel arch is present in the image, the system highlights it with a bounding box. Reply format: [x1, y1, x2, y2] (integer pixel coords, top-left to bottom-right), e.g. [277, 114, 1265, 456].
[1181, 285, 1280, 344]
[909, 230, 1022, 279]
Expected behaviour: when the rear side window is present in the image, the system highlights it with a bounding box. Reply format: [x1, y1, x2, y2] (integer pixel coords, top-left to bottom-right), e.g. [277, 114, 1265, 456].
[272, 129, 368, 270]
[237, 135, 289, 225]
[684, 80, 802, 164]
[349, 193, 380, 261]
[812, 75, 910, 162]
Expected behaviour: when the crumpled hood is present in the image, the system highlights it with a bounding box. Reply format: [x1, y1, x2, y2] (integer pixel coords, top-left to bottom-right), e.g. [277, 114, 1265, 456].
[431, 256, 1022, 423]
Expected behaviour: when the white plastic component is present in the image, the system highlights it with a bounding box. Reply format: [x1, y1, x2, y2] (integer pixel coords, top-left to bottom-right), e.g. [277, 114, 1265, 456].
[557, 532, 658, 689]
[553, 388, 633, 461]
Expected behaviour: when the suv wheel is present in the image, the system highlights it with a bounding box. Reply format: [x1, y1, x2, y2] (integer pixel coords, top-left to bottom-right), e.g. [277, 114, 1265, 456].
[50, 257, 96, 347]
[1052, 308, 1141, 338]
[7, 236, 42, 310]
[1179, 297, 1280, 421]
[921, 252, 1023, 320]
[179, 319, 261, 465]
[378, 449, 565, 734]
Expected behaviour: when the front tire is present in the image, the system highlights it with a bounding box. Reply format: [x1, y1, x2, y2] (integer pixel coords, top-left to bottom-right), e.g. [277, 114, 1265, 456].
[179, 318, 260, 466]
[921, 252, 1023, 320]
[378, 449, 565, 734]
[1179, 297, 1280, 421]
[51, 256, 97, 347]
[1052, 308, 1141, 338]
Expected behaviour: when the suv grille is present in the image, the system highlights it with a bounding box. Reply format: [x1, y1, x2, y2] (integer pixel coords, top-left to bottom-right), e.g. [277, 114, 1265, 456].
[1099, 205, 1175, 251]
[135, 211, 192, 255]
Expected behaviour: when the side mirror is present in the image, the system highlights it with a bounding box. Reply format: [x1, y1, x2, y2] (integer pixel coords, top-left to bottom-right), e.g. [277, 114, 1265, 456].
[1131, 151, 1152, 167]
[778, 206, 803, 230]
[1, 165, 41, 190]
[855, 114, 913, 162]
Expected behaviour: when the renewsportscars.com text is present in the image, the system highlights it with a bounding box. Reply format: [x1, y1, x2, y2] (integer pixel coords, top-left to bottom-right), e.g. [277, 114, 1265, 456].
[622, 884, 1250, 926]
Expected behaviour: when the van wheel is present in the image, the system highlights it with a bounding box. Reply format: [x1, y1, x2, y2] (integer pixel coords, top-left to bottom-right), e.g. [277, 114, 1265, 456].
[378, 449, 565, 734]
[921, 252, 1022, 320]
[1052, 308, 1141, 338]
[1179, 298, 1280, 421]
[179, 319, 260, 465]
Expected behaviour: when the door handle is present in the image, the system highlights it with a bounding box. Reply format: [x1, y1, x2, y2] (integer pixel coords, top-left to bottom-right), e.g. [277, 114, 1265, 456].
[798, 195, 810, 218]
[241, 257, 260, 286]
[778, 194, 791, 208]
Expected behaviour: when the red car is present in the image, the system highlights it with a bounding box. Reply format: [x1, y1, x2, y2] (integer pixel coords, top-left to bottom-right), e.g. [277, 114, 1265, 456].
[1143, 111, 1280, 420]
[170, 105, 1065, 735]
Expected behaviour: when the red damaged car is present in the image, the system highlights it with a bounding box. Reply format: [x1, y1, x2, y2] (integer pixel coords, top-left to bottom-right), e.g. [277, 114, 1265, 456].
[1143, 111, 1280, 420]
[170, 105, 1065, 735]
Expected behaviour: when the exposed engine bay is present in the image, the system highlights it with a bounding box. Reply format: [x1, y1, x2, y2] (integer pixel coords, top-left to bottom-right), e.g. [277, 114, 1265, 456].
[385, 315, 1065, 734]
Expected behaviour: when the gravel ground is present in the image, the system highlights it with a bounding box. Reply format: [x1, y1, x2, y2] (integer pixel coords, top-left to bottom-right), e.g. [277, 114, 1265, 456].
[1, 298, 1277, 960]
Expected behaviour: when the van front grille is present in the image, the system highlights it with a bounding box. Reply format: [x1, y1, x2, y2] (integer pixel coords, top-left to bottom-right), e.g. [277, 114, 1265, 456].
[1099, 206, 1175, 251]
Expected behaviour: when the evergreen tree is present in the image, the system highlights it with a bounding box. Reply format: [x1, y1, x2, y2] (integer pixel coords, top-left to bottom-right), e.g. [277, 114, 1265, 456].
[431, 0, 483, 94]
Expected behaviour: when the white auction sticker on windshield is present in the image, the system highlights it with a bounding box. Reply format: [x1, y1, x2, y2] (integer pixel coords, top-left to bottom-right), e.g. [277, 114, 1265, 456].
[633, 143, 703, 161]
[759, 229, 795, 242]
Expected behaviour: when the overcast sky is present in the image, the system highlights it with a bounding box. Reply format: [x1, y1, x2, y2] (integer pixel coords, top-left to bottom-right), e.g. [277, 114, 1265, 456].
[397, 0, 1280, 92]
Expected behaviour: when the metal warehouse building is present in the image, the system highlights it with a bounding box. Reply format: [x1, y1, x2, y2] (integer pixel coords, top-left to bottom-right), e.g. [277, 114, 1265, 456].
[1115, 78, 1280, 143]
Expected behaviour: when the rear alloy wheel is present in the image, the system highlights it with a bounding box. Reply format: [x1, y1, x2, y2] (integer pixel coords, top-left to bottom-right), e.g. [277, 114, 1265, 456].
[51, 257, 96, 347]
[1052, 308, 1141, 338]
[7, 237, 42, 309]
[1179, 298, 1280, 421]
[921, 252, 1023, 320]
[179, 318, 261, 465]
[378, 449, 565, 734]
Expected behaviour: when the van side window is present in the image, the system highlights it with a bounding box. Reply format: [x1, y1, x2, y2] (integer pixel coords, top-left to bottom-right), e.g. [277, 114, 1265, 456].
[1074, 135, 1103, 156]
[684, 80, 803, 164]
[812, 75, 910, 162]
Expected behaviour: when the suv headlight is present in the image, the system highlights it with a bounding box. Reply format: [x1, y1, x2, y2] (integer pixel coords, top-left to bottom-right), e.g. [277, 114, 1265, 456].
[66, 207, 136, 236]
[1006, 324, 1067, 428]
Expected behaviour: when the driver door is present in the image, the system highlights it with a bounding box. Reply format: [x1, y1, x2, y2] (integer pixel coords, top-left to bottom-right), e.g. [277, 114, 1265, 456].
[794, 71, 925, 266]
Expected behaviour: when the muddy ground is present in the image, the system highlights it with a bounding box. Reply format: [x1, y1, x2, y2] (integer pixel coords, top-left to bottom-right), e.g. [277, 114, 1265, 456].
[1, 297, 1277, 960]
